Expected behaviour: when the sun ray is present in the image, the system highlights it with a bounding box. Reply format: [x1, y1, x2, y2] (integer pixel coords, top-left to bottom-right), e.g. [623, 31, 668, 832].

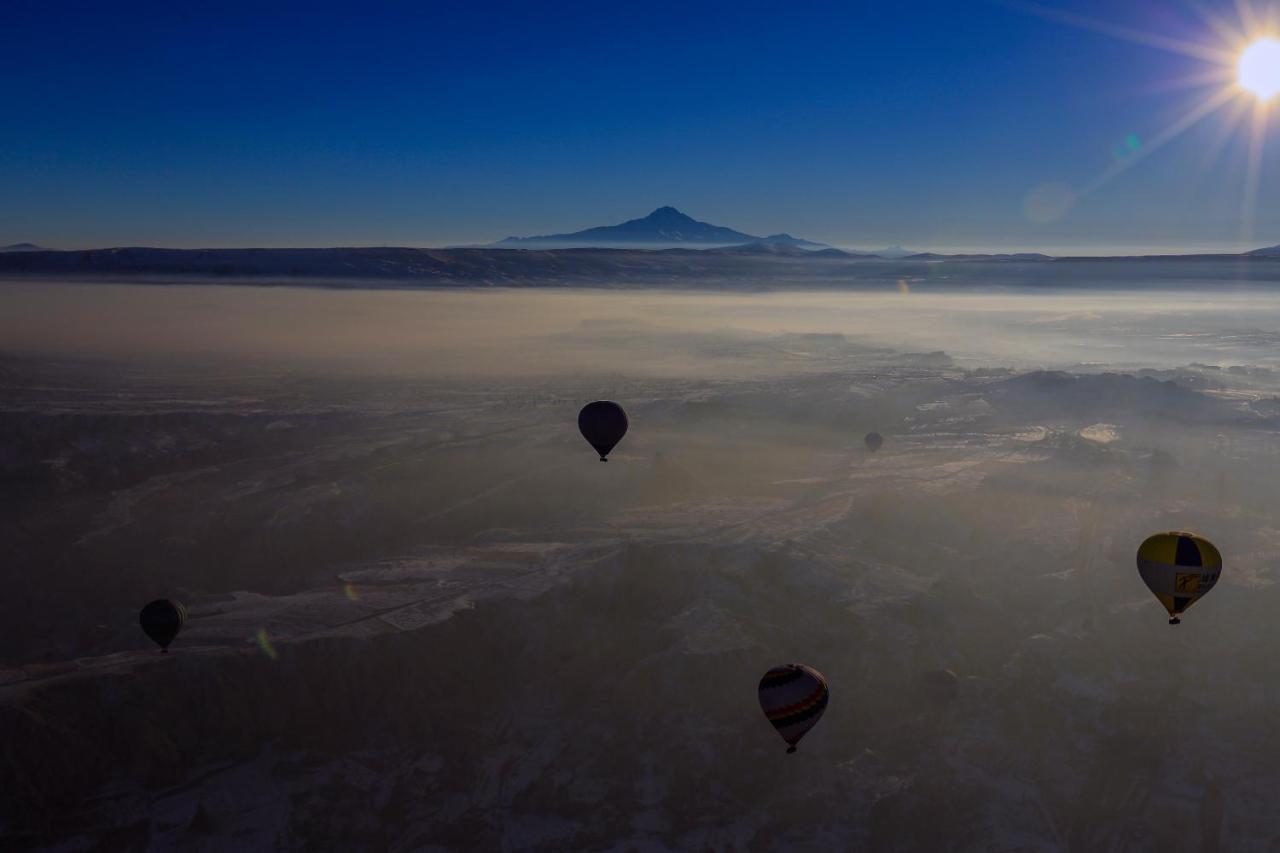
[1079, 85, 1241, 197]
[1124, 66, 1237, 97]
[1005, 0, 1237, 65]
[1187, 1, 1249, 48]
[1196, 91, 1253, 176]
[1235, 0, 1261, 38]
[1240, 99, 1269, 246]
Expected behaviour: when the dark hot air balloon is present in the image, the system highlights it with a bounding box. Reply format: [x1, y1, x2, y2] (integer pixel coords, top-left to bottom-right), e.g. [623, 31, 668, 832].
[865, 432, 884, 452]
[140, 599, 188, 653]
[1136, 531, 1221, 625]
[578, 401, 628, 461]
[758, 663, 829, 753]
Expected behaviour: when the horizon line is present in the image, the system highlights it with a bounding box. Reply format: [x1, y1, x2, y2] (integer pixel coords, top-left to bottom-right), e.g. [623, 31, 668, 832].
[4, 241, 1277, 259]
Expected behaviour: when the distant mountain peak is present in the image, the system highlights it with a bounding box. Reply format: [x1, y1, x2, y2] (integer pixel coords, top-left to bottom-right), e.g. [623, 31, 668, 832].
[623, 206, 702, 229]
[495, 208, 826, 249]
[0, 242, 45, 252]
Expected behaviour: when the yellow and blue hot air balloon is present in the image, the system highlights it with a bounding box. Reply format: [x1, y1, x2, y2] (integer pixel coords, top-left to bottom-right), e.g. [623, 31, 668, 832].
[758, 663, 829, 753]
[1136, 531, 1222, 625]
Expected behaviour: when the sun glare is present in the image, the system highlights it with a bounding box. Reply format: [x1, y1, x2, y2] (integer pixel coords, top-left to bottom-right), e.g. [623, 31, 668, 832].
[1019, 2, 1280, 243]
[1239, 37, 1280, 100]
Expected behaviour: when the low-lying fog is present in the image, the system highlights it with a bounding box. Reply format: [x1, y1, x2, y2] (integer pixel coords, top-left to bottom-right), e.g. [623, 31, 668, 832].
[6, 282, 1280, 373]
[5, 282, 1280, 851]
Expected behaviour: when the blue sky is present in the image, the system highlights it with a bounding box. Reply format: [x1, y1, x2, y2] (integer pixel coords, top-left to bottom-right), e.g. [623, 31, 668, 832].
[3, 0, 1278, 253]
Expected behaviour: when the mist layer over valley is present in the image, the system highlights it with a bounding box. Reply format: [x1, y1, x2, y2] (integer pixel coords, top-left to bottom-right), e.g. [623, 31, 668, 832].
[6, 283, 1280, 850]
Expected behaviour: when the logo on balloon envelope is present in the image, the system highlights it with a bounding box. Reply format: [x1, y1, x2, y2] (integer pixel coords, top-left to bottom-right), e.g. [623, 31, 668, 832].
[1135, 531, 1222, 625]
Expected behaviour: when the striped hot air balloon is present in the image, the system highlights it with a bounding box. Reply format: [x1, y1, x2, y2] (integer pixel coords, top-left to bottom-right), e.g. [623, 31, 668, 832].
[1136, 531, 1222, 625]
[758, 663, 829, 753]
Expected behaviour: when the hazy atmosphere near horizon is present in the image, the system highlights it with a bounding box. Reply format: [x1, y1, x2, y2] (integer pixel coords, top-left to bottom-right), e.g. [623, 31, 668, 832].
[9, 2, 1280, 852]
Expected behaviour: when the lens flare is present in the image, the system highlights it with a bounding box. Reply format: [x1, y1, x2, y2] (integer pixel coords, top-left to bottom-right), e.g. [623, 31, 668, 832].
[255, 628, 279, 661]
[1112, 133, 1142, 159]
[1239, 38, 1280, 100]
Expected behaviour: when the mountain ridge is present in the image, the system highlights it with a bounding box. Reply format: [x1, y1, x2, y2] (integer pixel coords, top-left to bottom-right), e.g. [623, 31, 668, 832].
[6, 244, 1280, 291]
[495, 206, 828, 249]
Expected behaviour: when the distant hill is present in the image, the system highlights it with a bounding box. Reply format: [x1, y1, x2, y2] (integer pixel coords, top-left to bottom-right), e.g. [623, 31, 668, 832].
[0, 245, 864, 285]
[6, 244, 1280, 289]
[1248, 244, 1280, 256]
[905, 252, 1054, 261]
[757, 233, 826, 249]
[705, 243, 875, 259]
[707, 242, 817, 257]
[495, 206, 827, 249]
[871, 245, 916, 259]
[0, 243, 46, 252]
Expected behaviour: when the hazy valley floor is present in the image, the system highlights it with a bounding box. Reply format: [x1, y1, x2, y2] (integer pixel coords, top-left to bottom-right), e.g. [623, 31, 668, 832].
[6, 285, 1280, 851]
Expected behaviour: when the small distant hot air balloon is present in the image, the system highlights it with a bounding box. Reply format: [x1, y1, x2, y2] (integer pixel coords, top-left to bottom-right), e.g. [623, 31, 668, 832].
[920, 668, 960, 705]
[865, 432, 884, 452]
[758, 663, 829, 754]
[578, 401, 628, 461]
[1136, 531, 1222, 625]
[140, 599, 188, 653]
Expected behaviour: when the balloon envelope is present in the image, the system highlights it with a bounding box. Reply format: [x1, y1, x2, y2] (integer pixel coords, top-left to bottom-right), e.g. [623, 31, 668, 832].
[865, 432, 884, 452]
[758, 663, 829, 753]
[140, 599, 188, 652]
[1136, 531, 1222, 624]
[578, 401, 628, 461]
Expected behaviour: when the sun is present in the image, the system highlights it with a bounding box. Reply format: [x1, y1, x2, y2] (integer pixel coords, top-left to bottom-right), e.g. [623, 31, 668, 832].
[1239, 37, 1280, 100]
[1013, 2, 1280, 243]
